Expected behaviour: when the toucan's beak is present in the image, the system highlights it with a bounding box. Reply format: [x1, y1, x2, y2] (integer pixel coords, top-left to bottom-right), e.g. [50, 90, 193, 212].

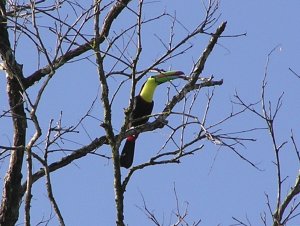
[151, 70, 186, 84]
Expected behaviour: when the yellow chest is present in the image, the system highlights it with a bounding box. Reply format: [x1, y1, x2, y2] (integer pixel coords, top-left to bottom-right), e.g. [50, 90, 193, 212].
[139, 78, 158, 102]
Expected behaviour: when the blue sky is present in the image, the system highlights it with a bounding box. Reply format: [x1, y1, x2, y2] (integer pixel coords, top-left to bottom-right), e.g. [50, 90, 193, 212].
[1, 0, 300, 225]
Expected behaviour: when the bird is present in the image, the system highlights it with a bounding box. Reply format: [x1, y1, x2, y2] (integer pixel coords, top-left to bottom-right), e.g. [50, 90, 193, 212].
[120, 70, 186, 168]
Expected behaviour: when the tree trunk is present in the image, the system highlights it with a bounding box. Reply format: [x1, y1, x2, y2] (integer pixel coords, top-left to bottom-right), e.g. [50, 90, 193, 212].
[0, 76, 26, 225]
[0, 1, 27, 225]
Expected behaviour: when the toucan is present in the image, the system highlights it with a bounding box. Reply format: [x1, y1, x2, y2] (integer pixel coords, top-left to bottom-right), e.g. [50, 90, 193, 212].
[120, 70, 186, 168]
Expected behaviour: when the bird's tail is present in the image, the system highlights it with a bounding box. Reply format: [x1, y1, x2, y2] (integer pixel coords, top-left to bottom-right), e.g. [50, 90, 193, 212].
[120, 135, 136, 168]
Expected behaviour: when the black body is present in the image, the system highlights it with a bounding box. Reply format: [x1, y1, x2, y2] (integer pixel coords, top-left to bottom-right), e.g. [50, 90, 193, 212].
[120, 95, 154, 168]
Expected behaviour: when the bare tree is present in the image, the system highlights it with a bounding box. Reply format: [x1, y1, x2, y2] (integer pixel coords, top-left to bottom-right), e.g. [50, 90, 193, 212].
[233, 47, 300, 226]
[2, 1, 297, 226]
[0, 0, 230, 225]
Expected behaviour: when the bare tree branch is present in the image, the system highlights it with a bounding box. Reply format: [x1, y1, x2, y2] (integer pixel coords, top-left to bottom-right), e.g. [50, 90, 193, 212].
[24, 0, 133, 88]
[289, 67, 300, 79]
[43, 120, 65, 226]
[137, 183, 201, 226]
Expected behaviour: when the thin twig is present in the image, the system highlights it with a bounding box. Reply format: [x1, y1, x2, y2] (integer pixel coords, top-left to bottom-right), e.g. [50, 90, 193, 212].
[43, 120, 65, 226]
